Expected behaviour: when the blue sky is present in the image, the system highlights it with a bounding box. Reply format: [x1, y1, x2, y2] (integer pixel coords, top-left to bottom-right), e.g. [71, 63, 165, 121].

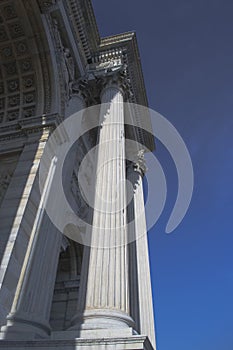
[92, 1, 233, 349]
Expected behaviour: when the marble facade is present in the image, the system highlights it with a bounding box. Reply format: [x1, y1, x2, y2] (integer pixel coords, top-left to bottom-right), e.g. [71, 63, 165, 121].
[0, 0, 156, 349]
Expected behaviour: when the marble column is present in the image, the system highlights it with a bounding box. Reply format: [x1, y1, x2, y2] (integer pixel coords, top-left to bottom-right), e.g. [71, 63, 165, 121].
[127, 158, 156, 349]
[71, 82, 134, 331]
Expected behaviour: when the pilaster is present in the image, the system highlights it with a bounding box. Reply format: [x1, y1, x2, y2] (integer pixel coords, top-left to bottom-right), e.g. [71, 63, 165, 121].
[0, 127, 51, 328]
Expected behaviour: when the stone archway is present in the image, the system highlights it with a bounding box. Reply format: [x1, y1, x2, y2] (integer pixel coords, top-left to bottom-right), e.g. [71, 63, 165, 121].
[0, 0, 54, 124]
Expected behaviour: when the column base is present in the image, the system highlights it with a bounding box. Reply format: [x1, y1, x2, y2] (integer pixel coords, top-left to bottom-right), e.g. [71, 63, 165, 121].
[70, 309, 135, 331]
[0, 312, 51, 340]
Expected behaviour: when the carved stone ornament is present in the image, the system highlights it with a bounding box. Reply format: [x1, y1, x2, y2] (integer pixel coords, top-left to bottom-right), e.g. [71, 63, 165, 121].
[52, 19, 75, 101]
[38, 0, 57, 13]
[72, 78, 96, 105]
[63, 47, 75, 99]
[87, 58, 123, 77]
[72, 60, 133, 104]
[127, 149, 147, 177]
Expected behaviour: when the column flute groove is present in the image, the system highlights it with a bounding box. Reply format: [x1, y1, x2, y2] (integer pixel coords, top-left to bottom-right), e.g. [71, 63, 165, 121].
[71, 80, 133, 331]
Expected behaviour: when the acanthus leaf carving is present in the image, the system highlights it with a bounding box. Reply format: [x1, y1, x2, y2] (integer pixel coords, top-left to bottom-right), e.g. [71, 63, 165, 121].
[71, 59, 133, 104]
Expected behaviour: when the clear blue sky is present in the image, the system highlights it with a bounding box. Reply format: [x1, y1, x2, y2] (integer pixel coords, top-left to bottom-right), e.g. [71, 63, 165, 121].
[92, 1, 233, 349]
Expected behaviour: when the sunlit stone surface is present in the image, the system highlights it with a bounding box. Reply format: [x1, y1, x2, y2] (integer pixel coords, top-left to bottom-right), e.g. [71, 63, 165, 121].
[0, 0, 156, 349]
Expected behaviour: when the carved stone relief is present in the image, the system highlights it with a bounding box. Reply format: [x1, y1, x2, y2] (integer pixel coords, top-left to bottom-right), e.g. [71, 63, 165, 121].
[52, 18, 76, 102]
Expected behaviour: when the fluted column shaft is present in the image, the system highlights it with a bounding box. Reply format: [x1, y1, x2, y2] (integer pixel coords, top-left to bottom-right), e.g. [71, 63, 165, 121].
[74, 84, 133, 330]
[127, 163, 156, 348]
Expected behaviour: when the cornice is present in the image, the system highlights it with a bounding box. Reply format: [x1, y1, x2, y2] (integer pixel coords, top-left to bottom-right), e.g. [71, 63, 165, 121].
[100, 32, 135, 47]
[64, 2, 149, 108]
[98, 33, 154, 152]
[65, 0, 100, 61]
[0, 114, 61, 145]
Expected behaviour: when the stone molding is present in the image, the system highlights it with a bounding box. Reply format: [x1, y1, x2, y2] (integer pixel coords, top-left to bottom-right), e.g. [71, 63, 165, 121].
[0, 113, 60, 143]
[0, 335, 154, 350]
[65, 0, 100, 61]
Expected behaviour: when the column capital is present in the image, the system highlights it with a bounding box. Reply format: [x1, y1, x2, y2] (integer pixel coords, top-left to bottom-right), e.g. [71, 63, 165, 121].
[99, 69, 132, 101]
[72, 79, 96, 106]
[72, 59, 133, 105]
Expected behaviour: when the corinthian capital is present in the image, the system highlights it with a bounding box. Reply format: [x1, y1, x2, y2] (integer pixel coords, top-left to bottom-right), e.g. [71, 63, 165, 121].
[71, 57, 133, 104]
[98, 68, 133, 101]
[72, 79, 96, 106]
